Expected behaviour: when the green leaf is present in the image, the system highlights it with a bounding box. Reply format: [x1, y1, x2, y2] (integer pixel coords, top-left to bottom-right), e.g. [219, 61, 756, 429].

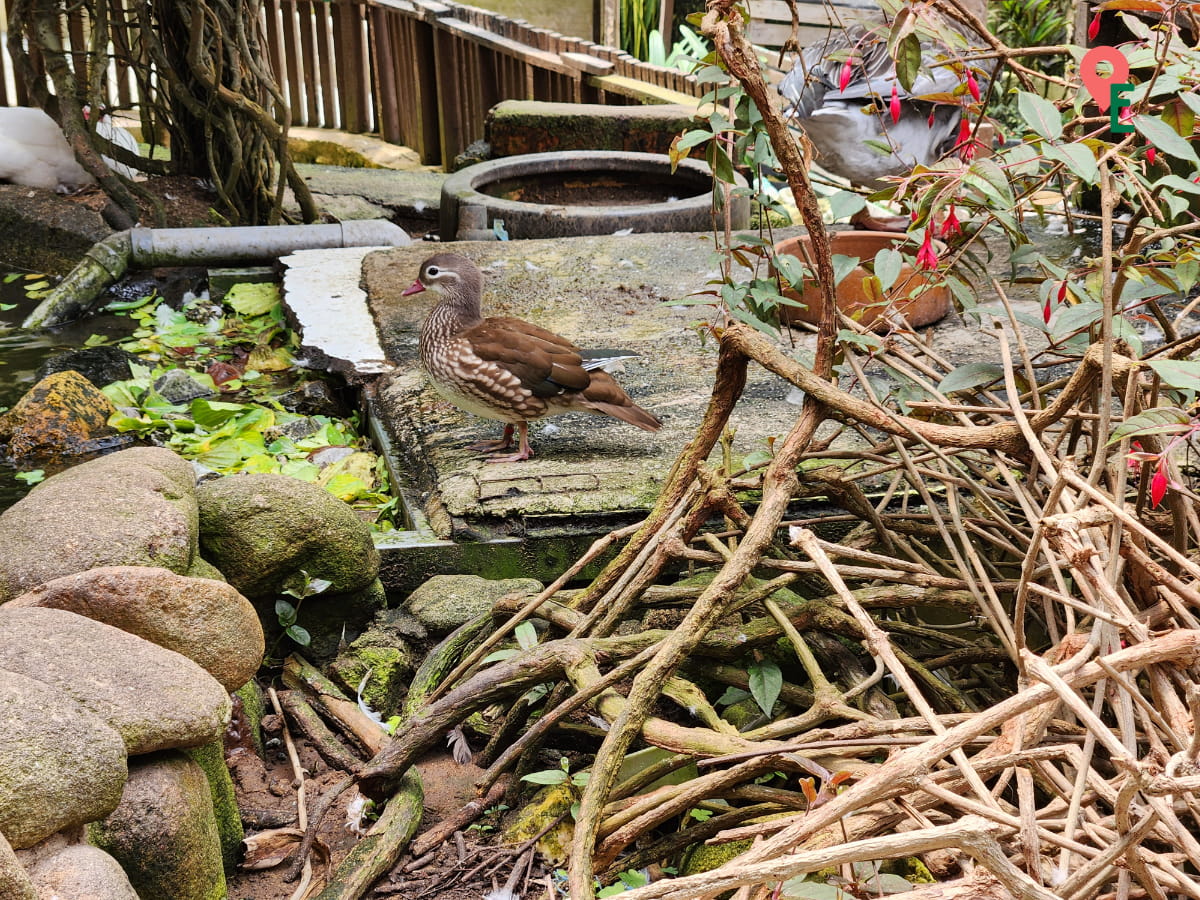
[1147, 359, 1200, 392]
[831, 254, 861, 287]
[14, 469, 45, 485]
[1107, 406, 1192, 445]
[1017, 91, 1063, 141]
[520, 769, 568, 785]
[748, 658, 782, 717]
[224, 282, 280, 316]
[1044, 143, 1098, 184]
[1134, 114, 1200, 167]
[481, 649, 519, 664]
[514, 621, 539, 650]
[190, 398, 248, 429]
[894, 32, 922, 93]
[780, 880, 853, 900]
[275, 599, 297, 626]
[827, 191, 867, 221]
[938, 361, 1006, 394]
[873, 248, 903, 293]
[285, 624, 311, 646]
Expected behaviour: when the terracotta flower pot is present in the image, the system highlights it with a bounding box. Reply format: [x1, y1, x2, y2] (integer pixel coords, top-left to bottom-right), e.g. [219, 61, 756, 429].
[773, 231, 952, 331]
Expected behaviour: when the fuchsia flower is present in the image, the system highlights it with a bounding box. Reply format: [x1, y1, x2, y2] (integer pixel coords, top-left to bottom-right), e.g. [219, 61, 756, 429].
[1043, 295, 1053, 324]
[1088, 12, 1101, 41]
[1058, 280, 1068, 302]
[1151, 466, 1169, 507]
[940, 205, 961, 237]
[839, 59, 853, 92]
[958, 117, 971, 145]
[916, 232, 939, 270]
[1147, 147, 1158, 165]
[966, 71, 981, 102]
[890, 84, 901, 124]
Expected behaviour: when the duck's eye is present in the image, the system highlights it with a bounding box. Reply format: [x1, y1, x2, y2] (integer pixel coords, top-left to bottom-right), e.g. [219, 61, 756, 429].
[426, 266, 440, 277]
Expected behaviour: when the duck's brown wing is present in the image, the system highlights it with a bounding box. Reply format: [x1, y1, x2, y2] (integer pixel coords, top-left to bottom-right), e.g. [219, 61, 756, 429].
[461, 317, 592, 398]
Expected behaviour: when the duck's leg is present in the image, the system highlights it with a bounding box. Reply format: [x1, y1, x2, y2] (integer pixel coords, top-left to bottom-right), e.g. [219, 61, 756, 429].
[467, 423, 515, 453]
[486, 422, 535, 463]
[851, 208, 910, 232]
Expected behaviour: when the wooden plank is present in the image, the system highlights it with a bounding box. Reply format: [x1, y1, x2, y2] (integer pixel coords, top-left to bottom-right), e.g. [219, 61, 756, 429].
[282, 0, 312, 125]
[433, 24, 465, 165]
[311, 0, 338, 126]
[370, 6, 402, 143]
[262, 0, 290, 118]
[333, 1, 369, 132]
[434, 15, 573, 76]
[587, 73, 700, 105]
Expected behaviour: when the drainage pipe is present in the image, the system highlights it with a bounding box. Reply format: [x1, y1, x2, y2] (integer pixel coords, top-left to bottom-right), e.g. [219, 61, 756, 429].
[22, 219, 410, 329]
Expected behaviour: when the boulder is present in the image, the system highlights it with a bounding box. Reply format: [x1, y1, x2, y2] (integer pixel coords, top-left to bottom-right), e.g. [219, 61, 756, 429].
[0, 446, 199, 602]
[24, 843, 139, 900]
[89, 751, 226, 900]
[35, 345, 142, 387]
[8, 566, 264, 690]
[0, 830, 36, 900]
[328, 607, 426, 717]
[0, 607, 230, 755]
[0, 670, 127, 849]
[197, 472, 379, 597]
[404, 573, 542, 635]
[0, 370, 123, 463]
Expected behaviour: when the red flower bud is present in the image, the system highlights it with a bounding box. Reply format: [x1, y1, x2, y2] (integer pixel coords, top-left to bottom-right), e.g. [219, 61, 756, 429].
[1088, 12, 1101, 41]
[890, 83, 902, 125]
[966, 71, 981, 102]
[1043, 296, 1052, 324]
[1151, 467, 1169, 507]
[1147, 147, 1158, 164]
[839, 59, 853, 92]
[1058, 280, 1068, 302]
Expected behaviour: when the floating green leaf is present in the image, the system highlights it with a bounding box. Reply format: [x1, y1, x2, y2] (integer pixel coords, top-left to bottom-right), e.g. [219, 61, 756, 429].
[225, 282, 281, 316]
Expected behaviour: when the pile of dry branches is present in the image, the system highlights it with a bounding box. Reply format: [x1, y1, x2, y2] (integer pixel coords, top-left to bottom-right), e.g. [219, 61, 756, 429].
[284, 3, 1200, 899]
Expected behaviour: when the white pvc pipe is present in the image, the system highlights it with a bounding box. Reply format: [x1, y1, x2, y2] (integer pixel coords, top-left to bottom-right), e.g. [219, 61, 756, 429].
[23, 219, 410, 329]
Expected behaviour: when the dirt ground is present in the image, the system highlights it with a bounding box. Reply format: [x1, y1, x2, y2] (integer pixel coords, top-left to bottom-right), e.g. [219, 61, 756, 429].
[225, 692, 552, 900]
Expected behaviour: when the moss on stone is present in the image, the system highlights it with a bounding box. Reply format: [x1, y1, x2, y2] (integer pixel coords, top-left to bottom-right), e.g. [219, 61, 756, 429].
[234, 679, 266, 757]
[679, 837, 751, 875]
[184, 739, 244, 875]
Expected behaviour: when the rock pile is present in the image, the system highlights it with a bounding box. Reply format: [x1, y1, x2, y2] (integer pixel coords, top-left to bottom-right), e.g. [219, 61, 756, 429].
[0, 445, 381, 898]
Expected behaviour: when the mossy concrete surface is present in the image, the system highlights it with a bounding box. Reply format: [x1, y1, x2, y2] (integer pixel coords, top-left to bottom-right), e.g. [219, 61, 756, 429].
[486, 101, 699, 157]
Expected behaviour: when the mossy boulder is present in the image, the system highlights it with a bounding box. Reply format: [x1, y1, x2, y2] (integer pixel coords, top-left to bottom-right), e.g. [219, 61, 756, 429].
[89, 751, 226, 900]
[196, 473, 379, 598]
[0, 446, 199, 602]
[0, 370, 120, 464]
[328, 607, 426, 718]
[403, 574, 541, 636]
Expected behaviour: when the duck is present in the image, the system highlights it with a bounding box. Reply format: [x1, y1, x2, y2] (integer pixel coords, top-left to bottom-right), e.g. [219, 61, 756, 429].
[0, 106, 141, 191]
[0, 107, 95, 191]
[778, 21, 984, 229]
[401, 253, 661, 463]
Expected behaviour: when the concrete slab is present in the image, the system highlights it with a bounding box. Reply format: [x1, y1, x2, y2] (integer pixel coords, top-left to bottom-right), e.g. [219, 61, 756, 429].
[281, 246, 397, 379]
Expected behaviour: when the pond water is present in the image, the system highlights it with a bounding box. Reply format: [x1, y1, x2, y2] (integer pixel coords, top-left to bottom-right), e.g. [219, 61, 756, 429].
[0, 271, 138, 509]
